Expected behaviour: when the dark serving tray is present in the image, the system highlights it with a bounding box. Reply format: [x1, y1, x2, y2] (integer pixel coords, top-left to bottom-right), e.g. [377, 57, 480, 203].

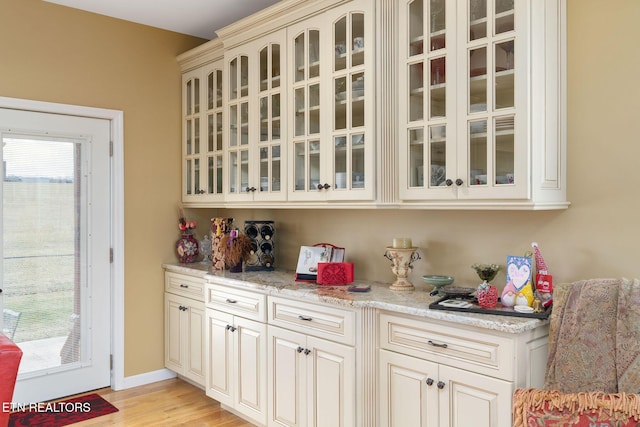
[428, 295, 552, 319]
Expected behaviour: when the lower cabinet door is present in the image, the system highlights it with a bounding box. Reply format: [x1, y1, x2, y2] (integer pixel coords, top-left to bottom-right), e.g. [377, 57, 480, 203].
[206, 309, 234, 406]
[268, 325, 307, 427]
[378, 349, 439, 427]
[306, 336, 355, 427]
[439, 365, 513, 427]
[184, 300, 206, 385]
[234, 316, 268, 425]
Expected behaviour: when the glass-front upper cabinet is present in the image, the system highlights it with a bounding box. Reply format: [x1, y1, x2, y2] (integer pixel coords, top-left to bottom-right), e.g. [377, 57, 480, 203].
[181, 52, 225, 203]
[288, 0, 374, 202]
[399, 0, 526, 201]
[226, 52, 251, 199]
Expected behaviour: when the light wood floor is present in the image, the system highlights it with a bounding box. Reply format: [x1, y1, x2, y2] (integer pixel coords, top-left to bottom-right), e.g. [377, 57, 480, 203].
[73, 378, 256, 426]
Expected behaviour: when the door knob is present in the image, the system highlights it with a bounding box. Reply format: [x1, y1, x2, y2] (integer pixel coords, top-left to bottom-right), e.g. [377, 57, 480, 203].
[426, 378, 434, 386]
[437, 381, 445, 389]
[455, 179, 463, 186]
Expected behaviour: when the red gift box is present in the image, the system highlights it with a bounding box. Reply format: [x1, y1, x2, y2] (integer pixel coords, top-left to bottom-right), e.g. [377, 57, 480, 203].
[316, 262, 354, 286]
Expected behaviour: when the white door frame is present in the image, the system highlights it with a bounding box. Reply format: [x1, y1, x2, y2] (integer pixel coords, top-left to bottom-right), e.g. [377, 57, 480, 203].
[0, 96, 126, 391]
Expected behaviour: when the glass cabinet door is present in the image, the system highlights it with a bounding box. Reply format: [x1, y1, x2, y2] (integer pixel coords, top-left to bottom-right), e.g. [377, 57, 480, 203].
[206, 67, 224, 196]
[467, 0, 515, 189]
[258, 42, 282, 195]
[402, 0, 451, 198]
[183, 71, 204, 198]
[291, 28, 322, 194]
[227, 55, 250, 194]
[332, 12, 367, 192]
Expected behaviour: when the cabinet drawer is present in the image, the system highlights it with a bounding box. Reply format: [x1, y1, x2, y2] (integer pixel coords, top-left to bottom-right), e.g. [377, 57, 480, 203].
[268, 296, 355, 346]
[165, 272, 205, 301]
[379, 312, 514, 381]
[206, 284, 266, 322]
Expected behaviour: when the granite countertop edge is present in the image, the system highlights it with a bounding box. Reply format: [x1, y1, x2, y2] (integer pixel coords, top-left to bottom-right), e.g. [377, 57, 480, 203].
[163, 263, 548, 334]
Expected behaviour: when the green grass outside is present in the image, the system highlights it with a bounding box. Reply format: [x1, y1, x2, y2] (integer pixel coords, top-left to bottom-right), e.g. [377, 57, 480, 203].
[3, 182, 76, 343]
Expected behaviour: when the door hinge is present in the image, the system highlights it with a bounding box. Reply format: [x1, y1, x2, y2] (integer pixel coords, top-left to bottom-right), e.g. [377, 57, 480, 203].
[110, 248, 114, 263]
[110, 354, 113, 370]
[109, 140, 113, 157]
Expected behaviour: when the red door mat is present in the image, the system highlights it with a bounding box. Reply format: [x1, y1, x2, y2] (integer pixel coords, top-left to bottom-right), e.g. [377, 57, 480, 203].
[9, 393, 118, 427]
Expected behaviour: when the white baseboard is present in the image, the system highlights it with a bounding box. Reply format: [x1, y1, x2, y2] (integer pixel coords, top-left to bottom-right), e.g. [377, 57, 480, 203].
[117, 368, 177, 390]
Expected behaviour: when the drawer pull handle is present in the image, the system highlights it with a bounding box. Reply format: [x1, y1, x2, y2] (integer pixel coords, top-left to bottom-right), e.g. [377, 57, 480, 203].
[437, 381, 445, 389]
[428, 340, 448, 349]
[297, 346, 304, 353]
[180, 284, 189, 288]
[298, 315, 313, 321]
[226, 298, 238, 304]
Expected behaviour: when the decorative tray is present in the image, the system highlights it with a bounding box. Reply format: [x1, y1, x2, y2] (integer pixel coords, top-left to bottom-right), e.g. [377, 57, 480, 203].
[428, 295, 552, 319]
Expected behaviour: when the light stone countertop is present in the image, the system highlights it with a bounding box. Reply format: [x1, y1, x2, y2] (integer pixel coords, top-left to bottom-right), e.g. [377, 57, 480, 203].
[163, 262, 548, 335]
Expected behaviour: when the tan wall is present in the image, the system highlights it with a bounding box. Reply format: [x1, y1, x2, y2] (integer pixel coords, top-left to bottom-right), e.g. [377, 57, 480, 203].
[0, 0, 204, 376]
[1, 0, 638, 380]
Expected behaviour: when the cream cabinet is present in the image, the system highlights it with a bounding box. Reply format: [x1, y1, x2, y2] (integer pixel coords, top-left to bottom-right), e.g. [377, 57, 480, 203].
[179, 39, 225, 204]
[267, 296, 356, 427]
[164, 272, 206, 386]
[397, 0, 567, 208]
[378, 311, 549, 427]
[223, 30, 287, 203]
[205, 284, 268, 425]
[286, 0, 375, 202]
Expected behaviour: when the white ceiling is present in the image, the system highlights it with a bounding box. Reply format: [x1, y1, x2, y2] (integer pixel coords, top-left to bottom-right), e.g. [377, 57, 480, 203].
[43, 0, 282, 40]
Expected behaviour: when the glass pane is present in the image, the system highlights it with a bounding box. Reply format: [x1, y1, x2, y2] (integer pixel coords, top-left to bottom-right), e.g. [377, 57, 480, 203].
[409, 128, 424, 187]
[430, 60, 446, 118]
[495, 0, 514, 34]
[194, 158, 200, 194]
[229, 151, 238, 193]
[260, 47, 268, 92]
[208, 157, 214, 194]
[295, 87, 305, 137]
[495, 40, 514, 109]
[352, 134, 365, 188]
[216, 155, 223, 193]
[186, 120, 192, 155]
[430, 0, 446, 50]
[215, 112, 223, 151]
[294, 142, 305, 191]
[240, 102, 248, 145]
[260, 147, 268, 191]
[309, 30, 320, 79]
[2, 138, 81, 372]
[229, 105, 238, 147]
[335, 16, 347, 72]
[352, 13, 364, 67]
[208, 72, 214, 110]
[272, 146, 281, 191]
[495, 115, 514, 184]
[216, 70, 222, 108]
[334, 136, 347, 189]
[240, 56, 248, 97]
[409, 62, 424, 122]
[309, 140, 320, 190]
[295, 33, 305, 82]
[272, 44, 281, 88]
[230, 58, 238, 100]
[469, 119, 487, 186]
[409, 0, 424, 56]
[272, 94, 281, 140]
[470, 0, 487, 41]
[335, 77, 347, 130]
[469, 47, 487, 109]
[309, 84, 320, 134]
[240, 150, 249, 192]
[186, 80, 192, 115]
[194, 118, 200, 154]
[208, 114, 214, 152]
[186, 159, 192, 194]
[430, 125, 446, 187]
[194, 78, 200, 114]
[352, 73, 365, 128]
[260, 96, 268, 142]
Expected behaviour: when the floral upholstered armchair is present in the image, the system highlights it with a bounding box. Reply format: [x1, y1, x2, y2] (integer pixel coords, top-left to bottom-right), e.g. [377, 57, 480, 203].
[512, 278, 640, 427]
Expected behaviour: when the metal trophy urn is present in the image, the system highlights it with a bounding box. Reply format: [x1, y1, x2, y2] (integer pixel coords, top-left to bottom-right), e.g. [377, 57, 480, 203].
[384, 238, 421, 291]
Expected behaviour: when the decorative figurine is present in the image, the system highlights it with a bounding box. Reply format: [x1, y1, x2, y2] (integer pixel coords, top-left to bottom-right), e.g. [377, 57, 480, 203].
[472, 263, 500, 308]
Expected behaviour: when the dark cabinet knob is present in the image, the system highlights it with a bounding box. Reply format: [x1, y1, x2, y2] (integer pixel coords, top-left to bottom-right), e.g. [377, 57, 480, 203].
[229, 326, 236, 332]
[297, 346, 304, 353]
[455, 179, 463, 186]
[445, 179, 453, 186]
[317, 183, 324, 190]
[246, 186, 257, 192]
[226, 325, 232, 330]
[426, 378, 434, 386]
[323, 183, 331, 190]
[304, 348, 311, 355]
[437, 381, 445, 389]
